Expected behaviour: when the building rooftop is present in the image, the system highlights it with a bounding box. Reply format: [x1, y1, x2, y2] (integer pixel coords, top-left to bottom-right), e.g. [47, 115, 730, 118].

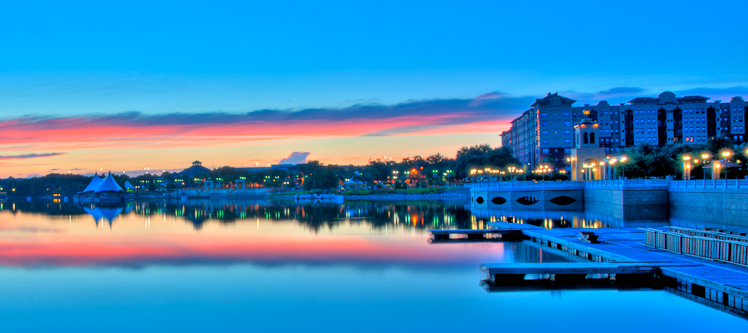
[679, 96, 709, 102]
[531, 92, 576, 107]
[628, 97, 660, 104]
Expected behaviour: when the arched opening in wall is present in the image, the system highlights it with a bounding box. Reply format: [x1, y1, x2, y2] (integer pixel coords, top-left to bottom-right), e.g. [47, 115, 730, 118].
[516, 196, 539, 205]
[590, 132, 595, 144]
[491, 197, 507, 205]
[475, 196, 484, 204]
[583, 132, 589, 144]
[550, 196, 576, 205]
[582, 158, 599, 181]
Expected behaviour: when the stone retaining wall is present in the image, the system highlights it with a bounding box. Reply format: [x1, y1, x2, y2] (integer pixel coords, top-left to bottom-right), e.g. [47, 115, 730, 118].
[669, 190, 748, 211]
[472, 189, 584, 211]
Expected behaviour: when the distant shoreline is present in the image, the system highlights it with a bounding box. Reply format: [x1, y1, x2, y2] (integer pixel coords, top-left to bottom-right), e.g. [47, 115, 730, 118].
[272, 189, 470, 202]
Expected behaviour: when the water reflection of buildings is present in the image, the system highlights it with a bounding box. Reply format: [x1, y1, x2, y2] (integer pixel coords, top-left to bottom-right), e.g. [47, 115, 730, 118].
[4, 199, 748, 232]
[0, 200, 87, 217]
[80, 200, 476, 231]
[471, 208, 671, 229]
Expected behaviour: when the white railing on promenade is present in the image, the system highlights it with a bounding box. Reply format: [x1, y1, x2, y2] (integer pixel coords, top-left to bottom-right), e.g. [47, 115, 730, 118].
[465, 180, 585, 190]
[466, 179, 748, 192]
[670, 179, 748, 189]
[466, 179, 670, 191]
[584, 179, 670, 188]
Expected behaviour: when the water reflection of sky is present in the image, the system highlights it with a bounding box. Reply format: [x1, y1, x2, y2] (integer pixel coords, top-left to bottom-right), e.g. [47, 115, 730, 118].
[0, 200, 542, 268]
[0, 199, 746, 331]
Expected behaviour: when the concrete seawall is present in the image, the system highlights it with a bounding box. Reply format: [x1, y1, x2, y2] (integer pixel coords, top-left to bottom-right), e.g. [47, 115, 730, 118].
[670, 189, 748, 211]
[470, 179, 671, 212]
[470, 179, 748, 214]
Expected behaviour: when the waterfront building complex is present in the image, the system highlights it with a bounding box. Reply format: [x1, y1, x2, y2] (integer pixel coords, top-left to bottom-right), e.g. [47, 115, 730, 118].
[500, 91, 748, 169]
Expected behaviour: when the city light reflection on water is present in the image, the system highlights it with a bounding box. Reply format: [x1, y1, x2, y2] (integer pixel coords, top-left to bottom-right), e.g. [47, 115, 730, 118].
[0, 199, 745, 331]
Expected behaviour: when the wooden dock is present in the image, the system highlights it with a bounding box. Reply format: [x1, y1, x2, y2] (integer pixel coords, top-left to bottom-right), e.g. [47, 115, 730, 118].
[482, 262, 660, 275]
[429, 229, 523, 241]
[479, 222, 748, 319]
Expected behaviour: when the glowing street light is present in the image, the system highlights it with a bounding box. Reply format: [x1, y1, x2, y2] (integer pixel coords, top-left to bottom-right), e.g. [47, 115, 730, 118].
[720, 150, 733, 179]
[617, 156, 628, 180]
[682, 155, 691, 180]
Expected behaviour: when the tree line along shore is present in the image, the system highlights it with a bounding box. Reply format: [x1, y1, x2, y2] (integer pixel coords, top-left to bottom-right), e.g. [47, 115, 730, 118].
[2, 138, 747, 198]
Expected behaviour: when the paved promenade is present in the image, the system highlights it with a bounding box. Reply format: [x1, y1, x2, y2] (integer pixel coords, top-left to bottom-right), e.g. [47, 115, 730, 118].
[488, 222, 748, 317]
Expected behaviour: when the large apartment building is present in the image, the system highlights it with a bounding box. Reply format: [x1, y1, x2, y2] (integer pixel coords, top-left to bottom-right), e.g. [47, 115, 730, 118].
[500, 91, 748, 168]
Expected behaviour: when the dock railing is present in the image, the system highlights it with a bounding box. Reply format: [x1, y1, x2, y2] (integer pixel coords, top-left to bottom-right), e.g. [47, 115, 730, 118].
[667, 226, 748, 244]
[644, 228, 748, 267]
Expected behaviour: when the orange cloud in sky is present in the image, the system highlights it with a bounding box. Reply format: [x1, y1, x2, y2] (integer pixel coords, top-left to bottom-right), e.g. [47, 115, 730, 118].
[0, 94, 528, 176]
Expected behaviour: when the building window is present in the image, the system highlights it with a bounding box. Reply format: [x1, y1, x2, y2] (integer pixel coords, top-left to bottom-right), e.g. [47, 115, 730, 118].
[542, 149, 549, 154]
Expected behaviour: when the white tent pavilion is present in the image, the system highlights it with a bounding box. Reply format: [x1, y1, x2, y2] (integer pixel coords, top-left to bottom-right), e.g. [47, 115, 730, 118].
[80, 173, 124, 193]
[82, 174, 105, 193]
[96, 174, 125, 192]
[124, 180, 136, 190]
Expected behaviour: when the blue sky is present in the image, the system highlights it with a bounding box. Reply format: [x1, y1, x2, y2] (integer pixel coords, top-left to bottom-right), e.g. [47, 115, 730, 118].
[0, 0, 746, 176]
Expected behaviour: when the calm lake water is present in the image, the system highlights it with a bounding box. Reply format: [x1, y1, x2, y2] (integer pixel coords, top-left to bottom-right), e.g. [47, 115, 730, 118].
[0, 199, 746, 331]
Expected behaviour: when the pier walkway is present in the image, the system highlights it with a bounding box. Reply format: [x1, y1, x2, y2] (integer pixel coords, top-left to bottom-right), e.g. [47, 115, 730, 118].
[481, 222, 748, 317]
[429, 229, 523, 241]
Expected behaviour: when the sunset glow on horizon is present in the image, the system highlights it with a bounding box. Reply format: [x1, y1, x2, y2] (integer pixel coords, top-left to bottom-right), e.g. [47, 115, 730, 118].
[0, 97, 517, 176]
[1, 1, 746, 177]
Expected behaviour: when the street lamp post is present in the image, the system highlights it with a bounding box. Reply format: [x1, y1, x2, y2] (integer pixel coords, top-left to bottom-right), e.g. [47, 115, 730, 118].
[722, 151, 732, 179]
[582, 163, 588, 181]
[682, 155, 691, 180]
[701, 153, 710, 180]
[566, 156, 576, 180]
